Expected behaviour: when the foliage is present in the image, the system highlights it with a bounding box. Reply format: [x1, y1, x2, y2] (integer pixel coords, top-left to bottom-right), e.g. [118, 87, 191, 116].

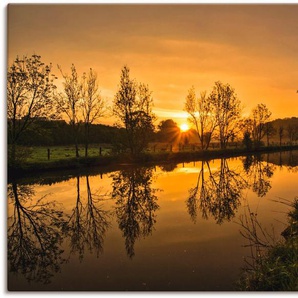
[156, 119, 180, 143]
[242, 131, 253, 151]
[113, 65, 155, 157]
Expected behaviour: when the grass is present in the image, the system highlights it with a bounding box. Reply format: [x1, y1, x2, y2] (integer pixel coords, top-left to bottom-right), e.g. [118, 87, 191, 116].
[26, 145, 112, 163]
[237, 198, 298, 291]
[8, 143, 298, 177]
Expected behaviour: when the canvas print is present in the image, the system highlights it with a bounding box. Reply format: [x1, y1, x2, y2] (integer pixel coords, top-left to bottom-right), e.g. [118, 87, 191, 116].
[7, 4, 298, 291]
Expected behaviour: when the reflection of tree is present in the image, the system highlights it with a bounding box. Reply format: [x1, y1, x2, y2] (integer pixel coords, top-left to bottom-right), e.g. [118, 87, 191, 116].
[186, 161, 209, 223]
[67, 176, 110, 261]
[68, 177, 85, 260]
[7, 182, 67, 284]
[242, 156, 275, 197]
[207, 159, 248, 224]
[111, 167, 159, 258]
[242, 155, 254, 174]
[85, 176, 110, 257]
[159, 163, 178, 172]
[186, 159, 248, 224]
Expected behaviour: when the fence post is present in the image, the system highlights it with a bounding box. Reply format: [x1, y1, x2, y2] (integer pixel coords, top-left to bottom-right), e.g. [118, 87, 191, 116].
[99, 147, 102, 156]
[47, 148, 50, 160]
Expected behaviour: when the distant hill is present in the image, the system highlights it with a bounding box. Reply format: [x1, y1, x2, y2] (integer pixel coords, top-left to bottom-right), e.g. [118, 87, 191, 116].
[270, 117, 298, 129]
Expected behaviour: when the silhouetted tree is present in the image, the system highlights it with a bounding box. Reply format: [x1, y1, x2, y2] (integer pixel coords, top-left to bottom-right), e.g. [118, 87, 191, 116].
[184, 87, 216, 150]
[7, 54, 57, 166]
[239, 118, 254, 150]
[264, 122, 276, 147]
[286, 124, 298, 145]
[242, 131, 253, 151]
[278, 126, 284, 146]
[209, 81, 242, 149]
[111, 167, 159, 258]
[56, 64, 82, 157]
[156, 119, 180, 143]
[251, 103, 272, 148]
[113, 66, 155, 157]
[7, 182, 67, 284]
[81, 68, 105, 157]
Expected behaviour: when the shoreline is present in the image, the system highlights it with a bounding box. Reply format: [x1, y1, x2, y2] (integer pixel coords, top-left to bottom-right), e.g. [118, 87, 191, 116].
[8, 145, 298, 182]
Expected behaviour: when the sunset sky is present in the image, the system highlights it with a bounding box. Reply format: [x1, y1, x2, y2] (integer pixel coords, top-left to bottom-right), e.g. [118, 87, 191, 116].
[7, 3, 298, 126]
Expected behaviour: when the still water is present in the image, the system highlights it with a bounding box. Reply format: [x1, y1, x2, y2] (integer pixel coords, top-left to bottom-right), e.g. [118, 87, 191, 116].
[7, 151, 298, 291]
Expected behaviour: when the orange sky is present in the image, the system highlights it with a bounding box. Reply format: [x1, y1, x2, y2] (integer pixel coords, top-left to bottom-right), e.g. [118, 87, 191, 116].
[7, 4, 298, 126]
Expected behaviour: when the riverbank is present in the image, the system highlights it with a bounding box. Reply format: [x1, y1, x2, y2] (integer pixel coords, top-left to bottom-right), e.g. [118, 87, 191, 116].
[237, 197, 298, 291]
[8, 144, 298, 179]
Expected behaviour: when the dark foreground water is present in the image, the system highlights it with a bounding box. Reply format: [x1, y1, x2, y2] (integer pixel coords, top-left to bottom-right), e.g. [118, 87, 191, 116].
[7, 151, 298, 291]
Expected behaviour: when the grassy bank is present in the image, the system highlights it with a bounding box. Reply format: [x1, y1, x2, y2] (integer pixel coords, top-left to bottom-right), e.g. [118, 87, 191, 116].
[8, 144, 298, 177]
[237, 198, 298, 291]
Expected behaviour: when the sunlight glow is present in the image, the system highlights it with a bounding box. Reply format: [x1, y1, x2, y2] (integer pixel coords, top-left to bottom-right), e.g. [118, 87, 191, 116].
[180, 123, 189, 132]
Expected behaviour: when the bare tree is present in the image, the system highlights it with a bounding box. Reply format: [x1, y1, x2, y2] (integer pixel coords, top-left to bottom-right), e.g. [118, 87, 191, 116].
[239, 118, 254, 150]
[81, 68, 105, 157]
[264, 122, 276, 147]
[278, 126, 284, 146]
[251, 103, 272, 147]
[56, 64, 82, 157]
[184, 86, 217, 150]
[7, 54, 57, 165]
[286, 124, 298, 145]
[209, 81, 242, 149]
[113, 65, 155, 157]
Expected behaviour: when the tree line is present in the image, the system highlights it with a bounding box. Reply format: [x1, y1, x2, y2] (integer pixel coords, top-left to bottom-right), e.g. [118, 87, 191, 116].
[7, 54, 298, 165]
[184, 84, 297, 151]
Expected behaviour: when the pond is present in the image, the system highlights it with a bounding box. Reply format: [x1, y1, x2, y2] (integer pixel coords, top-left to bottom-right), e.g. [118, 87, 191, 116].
[7, 150, 298, 291]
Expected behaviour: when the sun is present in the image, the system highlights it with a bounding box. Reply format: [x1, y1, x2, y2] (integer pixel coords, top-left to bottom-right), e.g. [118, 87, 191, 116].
[180, 123, 189, 132]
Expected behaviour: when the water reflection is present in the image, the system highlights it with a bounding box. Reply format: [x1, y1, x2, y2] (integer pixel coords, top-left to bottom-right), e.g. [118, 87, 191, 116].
[242, 155, 275, 197]
[67, 176, 110, 261]
[185, 156, 281, 224]
[7, 182, 67, 284]
[7, 151, 298, 290]
[111, 167, 159, 258]
[186, 159, 248, 224]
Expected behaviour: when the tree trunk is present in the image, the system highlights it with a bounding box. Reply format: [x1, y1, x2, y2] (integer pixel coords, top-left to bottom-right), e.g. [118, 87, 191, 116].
[72, 122, 79, 158]
[85, 124, 89, 158]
